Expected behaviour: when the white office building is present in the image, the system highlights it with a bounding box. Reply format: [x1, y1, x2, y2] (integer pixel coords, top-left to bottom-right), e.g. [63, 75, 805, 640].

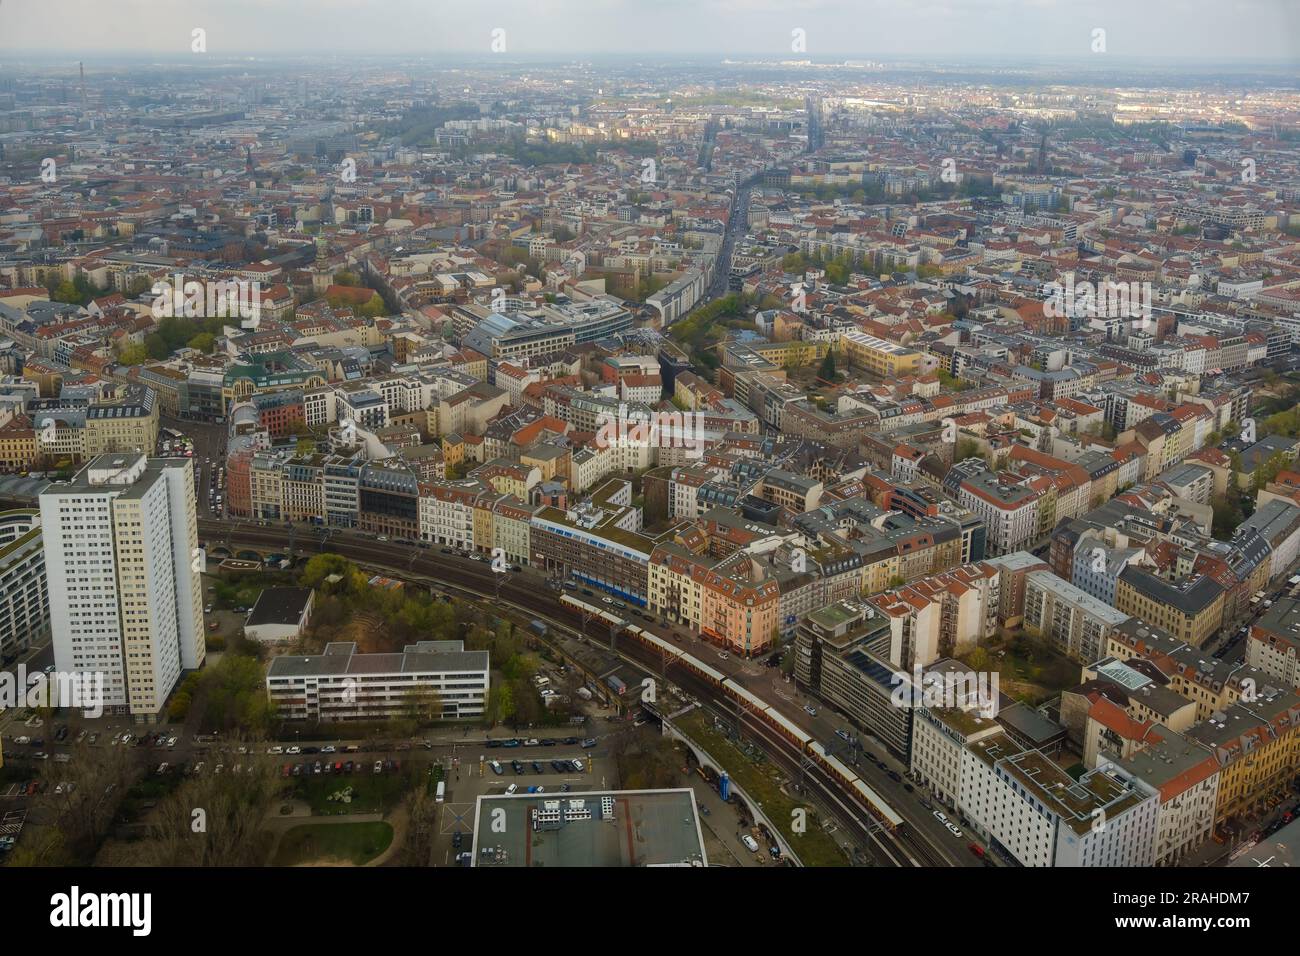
[266, 640, 489, 721]
[960, 733, 1159, 867]
[39, 454, 205, 720]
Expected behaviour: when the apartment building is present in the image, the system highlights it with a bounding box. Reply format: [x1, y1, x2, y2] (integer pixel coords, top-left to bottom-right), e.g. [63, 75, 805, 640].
[1023, 569, 1130, 663]
[0, 509, 50, 660]
[1115, 567, 1225, 648]
[39, 454, 205, 720]
[1247, 597, 1300, 690]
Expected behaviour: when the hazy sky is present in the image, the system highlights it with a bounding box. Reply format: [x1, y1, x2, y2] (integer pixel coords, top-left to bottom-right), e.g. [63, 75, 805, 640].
[0, 0, 1297, 61]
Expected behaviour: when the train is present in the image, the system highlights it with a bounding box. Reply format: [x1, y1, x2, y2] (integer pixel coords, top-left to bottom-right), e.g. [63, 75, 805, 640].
[558, 593, 902, 832]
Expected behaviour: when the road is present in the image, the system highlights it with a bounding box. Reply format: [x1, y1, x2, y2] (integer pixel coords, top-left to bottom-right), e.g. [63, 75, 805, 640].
[198, 518, 976, 867]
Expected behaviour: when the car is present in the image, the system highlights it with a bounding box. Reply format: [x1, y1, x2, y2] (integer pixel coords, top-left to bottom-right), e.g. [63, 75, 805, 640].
[535, 786, 545, 794]
[215, 764, 225, 775]
[75, 730, 87, 744]
[933, 810, 948, 823]
[344, 760, 354, 774]
[511, 760, 524, 774]
[523, 738, 538, 746]
[281, 763, 292, 778]
[945, 822, 963, 838]
[291, 764, 302, 777]
[581, 738, 597, 748]
[718, 651, 729, 660]
[502, 738, 520, 748]
[440, 548, 454, 555]
[167, 736, 178, 748]
[268, 745, 284, 755]
[563, 737, 578, 746]
[527, 785, 538, 794]
[551, 760, 566, 772]
[888, 771, 902, 783]
[374, 761, 384, 774]
[540, 738, 557, 746]
[321, 745, 336, 754]
[286, 745, 301, 755]
[87, 733, 98, 745]
[302, 746, 320, 755]
[571, 758, 584, 772]
[322, 762, 331, 775]
[532, 761, 543, 773]
[452, 831, 463, 848]
[904, 783, 914, 793]
[489, 760, 504, 775]
[601, 596, 614, 605]
[741, 835, 760, 853]
[156, 763, 169, 774]
[14, 736, 29, 745]
[968, 843, 985, 858]
[835, 729, 850, 741]
[312, 761, 322, 774]
[505, 783, 518, 795]
[804, 704, 818, 716]
[559, 783, 571, 792]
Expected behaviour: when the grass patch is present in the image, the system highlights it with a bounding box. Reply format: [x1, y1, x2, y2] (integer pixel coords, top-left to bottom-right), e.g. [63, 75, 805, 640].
[991, 633, 1079, 705]
[273, 822, 393, 866]
[675, 709, 848, 867]
[292, 770, 412, 815]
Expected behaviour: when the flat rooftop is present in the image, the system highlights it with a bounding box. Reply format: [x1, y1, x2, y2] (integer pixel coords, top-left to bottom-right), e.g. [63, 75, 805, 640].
[472, 788, 706, 867]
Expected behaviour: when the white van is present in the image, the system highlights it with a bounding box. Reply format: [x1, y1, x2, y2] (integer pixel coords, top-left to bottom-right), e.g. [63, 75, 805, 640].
[741, 835, 760, 853]
[435, 780, 446, 803]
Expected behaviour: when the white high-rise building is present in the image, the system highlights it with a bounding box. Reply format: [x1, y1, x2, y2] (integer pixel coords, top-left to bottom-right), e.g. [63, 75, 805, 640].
[39, 454, 205, 720]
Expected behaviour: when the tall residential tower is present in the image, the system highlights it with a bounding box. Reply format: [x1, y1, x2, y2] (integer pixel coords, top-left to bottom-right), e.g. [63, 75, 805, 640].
[39, 454, 205, 720]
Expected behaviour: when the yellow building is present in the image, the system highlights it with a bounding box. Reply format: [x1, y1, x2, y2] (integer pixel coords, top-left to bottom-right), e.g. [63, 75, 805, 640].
[838, 329, 924, 378]
[1114, 570, 1224, 648]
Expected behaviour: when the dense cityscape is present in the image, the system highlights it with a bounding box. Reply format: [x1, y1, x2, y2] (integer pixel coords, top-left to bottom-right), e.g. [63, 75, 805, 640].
[0, 1, 1297, 914]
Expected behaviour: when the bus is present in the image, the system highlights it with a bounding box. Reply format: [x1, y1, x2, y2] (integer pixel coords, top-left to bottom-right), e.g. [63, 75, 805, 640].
[435, 780, 446, 803]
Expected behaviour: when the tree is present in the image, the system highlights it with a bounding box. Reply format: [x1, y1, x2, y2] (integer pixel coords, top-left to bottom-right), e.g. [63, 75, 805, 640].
[116, 342, 148, 366]
[817, 347, 837, 382]
[187, 332, 216, 353]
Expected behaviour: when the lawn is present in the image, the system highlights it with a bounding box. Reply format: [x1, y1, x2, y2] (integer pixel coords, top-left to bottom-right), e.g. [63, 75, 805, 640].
[273, 822, 393, 866]
[994, 633, 1079, 705]
[292, 770, 411, 815]
[675, 709, 848, 867]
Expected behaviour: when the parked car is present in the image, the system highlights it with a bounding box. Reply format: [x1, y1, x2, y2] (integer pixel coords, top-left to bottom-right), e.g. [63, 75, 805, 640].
[373, 760, 383, 774]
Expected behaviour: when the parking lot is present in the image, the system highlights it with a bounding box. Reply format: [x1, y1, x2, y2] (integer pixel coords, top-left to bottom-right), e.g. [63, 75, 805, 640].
[426, 736, 614, 866]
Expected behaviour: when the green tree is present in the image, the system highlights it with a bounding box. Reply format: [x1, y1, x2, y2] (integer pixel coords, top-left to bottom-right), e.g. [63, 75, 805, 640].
[116, 342, 148, 365]
[187, 332, 216, 353]
[817, 347, 837, 382]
